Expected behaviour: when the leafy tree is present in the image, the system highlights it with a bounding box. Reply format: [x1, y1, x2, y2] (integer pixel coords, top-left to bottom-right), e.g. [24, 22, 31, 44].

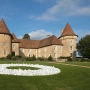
[23, 34, 30, 39]
[77, 35, 90, 59]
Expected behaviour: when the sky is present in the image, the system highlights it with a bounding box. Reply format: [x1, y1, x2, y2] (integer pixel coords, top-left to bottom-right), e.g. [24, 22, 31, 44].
[0, 0, 90, 40]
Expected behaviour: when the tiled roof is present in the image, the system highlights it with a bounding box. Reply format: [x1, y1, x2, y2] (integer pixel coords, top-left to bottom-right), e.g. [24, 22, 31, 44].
[19, 39, 40, 49]
[12, 33, 20, 43]
[18, 35, 63, 49]
[0, 18, 11, 35]
[60, 23, 77, 37]
[39, 35, 63, 48]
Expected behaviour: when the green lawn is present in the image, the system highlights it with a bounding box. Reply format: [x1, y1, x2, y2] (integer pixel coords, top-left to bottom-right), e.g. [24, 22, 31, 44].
[61, 62, 90, 66]
[0, 61, 90, 90]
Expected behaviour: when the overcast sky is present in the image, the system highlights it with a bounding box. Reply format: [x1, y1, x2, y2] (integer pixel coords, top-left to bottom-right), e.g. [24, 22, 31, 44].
[0, 0, 90, 40]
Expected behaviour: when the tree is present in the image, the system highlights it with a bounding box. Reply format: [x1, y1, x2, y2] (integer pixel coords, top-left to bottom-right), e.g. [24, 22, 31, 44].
[77, 35, 90, 59]
[23, 34, 30, 39]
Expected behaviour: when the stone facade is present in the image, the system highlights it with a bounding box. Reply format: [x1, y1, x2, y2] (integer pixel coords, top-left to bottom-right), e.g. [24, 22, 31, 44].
[0, 34, 11, 57]
[12, 43, 19, 56]
[0, 18, 78, 59]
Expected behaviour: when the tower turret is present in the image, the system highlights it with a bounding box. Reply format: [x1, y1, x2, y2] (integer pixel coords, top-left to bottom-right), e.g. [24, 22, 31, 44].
[0, 18, 12, 57]
[59, 23, 78, 58]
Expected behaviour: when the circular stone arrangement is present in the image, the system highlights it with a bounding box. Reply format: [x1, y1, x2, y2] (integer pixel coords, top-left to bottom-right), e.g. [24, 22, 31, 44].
[0, 64, 60, 76]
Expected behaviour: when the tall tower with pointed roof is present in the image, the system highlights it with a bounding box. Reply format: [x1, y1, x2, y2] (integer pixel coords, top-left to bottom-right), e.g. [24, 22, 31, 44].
[59, 23, 78, 58]
[0, 18, 12, 57]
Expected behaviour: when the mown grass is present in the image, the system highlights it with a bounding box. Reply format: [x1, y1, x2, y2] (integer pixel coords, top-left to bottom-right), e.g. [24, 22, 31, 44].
[0, 61, 90, 90]
[61, 62, 90, 66]
[7, 66, 40, 70]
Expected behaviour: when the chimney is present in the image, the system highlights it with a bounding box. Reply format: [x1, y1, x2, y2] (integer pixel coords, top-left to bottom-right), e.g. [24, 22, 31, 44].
[47, 35, 50, 38]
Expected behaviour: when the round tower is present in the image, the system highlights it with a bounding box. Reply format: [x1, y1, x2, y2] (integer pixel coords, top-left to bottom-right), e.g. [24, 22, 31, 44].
[0, 18, 12, 57]
[59, 23, 78, 58]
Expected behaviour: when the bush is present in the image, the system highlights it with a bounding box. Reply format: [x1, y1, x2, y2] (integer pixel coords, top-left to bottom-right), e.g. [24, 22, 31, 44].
[0, 57, 6, 60]
[32, 55, 36, 60]
[48, 55, 53, 61]
[25, 57, 32, 61]
[6, 54, 12, 60]
[37, 57, 44, 61]
[15, 55, 22, 58]
[67, 57, 72, 62]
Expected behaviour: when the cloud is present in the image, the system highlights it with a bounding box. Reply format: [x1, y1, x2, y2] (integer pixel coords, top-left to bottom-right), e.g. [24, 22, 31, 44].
[28, 29, 53, 40]
[33, 0, 90, 21]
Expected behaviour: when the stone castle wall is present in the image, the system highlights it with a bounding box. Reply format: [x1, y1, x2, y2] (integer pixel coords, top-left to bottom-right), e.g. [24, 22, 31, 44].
[0, 34, 11, 57]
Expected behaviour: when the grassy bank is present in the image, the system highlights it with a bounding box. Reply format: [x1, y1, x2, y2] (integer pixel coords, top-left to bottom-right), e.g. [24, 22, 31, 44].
[0, 61, 90, 90]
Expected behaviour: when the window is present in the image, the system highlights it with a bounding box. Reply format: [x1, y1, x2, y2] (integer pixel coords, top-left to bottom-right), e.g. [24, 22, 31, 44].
[28, 49, 30, 53]
[54, 53, 56, 58]
[4, 50, 6, 55]
[54, 46, 56, 50]
[39, 49, 40, 52]
[29, 54, 30, 57]
[4, 34, 6, 36]
[70, 46, 72, 50]
[70, 39, 73, 44]
[60, 46, 62, 51]
[70, 53, 72, 57]
[44, 47, 46, 51]
[13, 45, 15, 49]
[3, 42, 6, 46]
[20, 48, 24, 53]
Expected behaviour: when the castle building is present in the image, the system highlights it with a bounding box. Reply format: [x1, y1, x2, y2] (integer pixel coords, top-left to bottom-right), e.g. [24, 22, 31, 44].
[0, 18, 78, 59]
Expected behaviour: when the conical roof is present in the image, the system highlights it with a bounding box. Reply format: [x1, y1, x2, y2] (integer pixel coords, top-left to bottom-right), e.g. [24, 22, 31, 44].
[0, 18, 11, 34]
[60, 23, 77, 37]
[12, 33, 20, 43]
[12, 33, 17, 39]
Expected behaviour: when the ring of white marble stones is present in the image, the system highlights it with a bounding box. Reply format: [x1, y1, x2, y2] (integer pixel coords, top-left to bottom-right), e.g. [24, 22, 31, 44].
[0, 64, 60, 76]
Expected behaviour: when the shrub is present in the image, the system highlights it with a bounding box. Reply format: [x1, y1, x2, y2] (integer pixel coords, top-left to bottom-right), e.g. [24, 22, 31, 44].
[67, 57, 72, 62]
[15, 55, 22, 58]
[6, 54, 12, 60]
[0, 57, 6, 60]
[32, 55, 36, 61]
[25, 57, 32, 61]
[48, 55, 53, 61]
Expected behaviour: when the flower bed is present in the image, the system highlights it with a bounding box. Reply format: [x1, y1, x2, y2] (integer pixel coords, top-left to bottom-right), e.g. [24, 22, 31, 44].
[0, 64, 60, 76]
